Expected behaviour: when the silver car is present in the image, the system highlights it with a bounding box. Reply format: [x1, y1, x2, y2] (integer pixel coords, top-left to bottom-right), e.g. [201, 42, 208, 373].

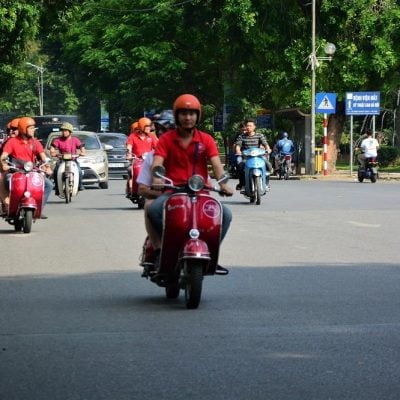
[45, 130, 110, 189]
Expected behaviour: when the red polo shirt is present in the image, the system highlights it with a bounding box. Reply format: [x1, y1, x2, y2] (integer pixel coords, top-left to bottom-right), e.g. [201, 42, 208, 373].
[154, 128, 219, 185]
[2, 136, 44, 162]
[126, 132, 158, 157]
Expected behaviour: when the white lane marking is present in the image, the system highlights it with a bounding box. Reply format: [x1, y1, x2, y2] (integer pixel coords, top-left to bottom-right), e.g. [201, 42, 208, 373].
[348, 221, 381, 228]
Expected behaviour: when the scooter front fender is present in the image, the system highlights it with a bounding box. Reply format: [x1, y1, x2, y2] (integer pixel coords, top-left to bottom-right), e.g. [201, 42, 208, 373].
[181, 239, 211, 261]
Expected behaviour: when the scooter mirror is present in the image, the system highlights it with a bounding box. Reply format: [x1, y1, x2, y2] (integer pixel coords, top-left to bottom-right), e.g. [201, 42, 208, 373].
[217, 173, 229, 184]
[152, 165, 166, 178]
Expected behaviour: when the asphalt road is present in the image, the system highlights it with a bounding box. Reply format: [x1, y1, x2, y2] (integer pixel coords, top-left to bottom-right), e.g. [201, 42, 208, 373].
[1, 177, 400, 400]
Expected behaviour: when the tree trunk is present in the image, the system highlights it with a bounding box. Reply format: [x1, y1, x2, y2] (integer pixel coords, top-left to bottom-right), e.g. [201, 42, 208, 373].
[327, 101, 346, 173]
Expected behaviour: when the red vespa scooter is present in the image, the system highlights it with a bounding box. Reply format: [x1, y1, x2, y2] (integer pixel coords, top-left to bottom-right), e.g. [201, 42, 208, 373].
[140, 166, 230, 309]
[126, 152, 146, 209]
[2, 160, 44, 233]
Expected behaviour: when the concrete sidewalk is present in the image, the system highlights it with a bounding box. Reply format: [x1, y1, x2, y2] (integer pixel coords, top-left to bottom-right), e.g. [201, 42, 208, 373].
[296, 170, 400, 181]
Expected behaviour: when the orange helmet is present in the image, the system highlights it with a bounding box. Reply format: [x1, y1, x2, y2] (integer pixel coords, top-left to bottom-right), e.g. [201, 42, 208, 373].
[130, 121, 139, 133]
[18, 117, 36, 134]
[138, 117, 152, 132]
[173, 94, 201, 124]
[10, 118, 21, 129]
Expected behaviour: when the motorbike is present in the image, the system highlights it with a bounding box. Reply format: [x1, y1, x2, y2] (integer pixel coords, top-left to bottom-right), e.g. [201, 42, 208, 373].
[55, 153, 80, 203]
[140, 166, 229, 309]
[358, 157, 378, 183]
[126, 152, 146, 209]
[1, 160, 45, 233]
[277, 153, 293, 180]
[241, 147, 269, 205]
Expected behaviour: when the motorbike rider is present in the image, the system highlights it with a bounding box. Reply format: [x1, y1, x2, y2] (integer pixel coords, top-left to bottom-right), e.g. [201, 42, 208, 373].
[234, 119, 272, 190]
[0, 117, 53, 218]
[273, 131, 295, 173]
[357, 129, 379, 169]
[50, 122, 85, 195]
[147, 94, 234, 270]
[126, 117, 158, 195]
[0, 119, 20, 213]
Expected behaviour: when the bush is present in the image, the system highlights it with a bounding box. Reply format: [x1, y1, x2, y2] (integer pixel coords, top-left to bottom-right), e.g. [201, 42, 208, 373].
[378, 146, 399, 167]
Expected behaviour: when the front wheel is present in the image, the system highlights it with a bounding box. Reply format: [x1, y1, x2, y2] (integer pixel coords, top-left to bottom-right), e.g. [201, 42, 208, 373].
[64, 177, 71, 204]
[253, 175, 261, 205]
[358, 172, 364, 183]
[138, 197, 145, 209]
[184, 262, 204, 309]
[23, 209, 33, 233]
[371, 174, 377, 183]
[99, 181, 108, 189]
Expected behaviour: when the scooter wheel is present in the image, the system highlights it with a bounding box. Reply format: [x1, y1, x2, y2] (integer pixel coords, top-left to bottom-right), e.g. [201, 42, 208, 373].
[165, 280, 180, 299]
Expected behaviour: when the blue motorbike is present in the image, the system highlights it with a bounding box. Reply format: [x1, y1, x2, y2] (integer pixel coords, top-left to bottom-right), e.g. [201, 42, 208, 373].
[242, 147, 269, 205]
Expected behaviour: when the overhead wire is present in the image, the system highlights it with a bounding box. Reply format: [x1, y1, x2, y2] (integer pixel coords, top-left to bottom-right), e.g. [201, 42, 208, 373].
[88, 0, 196, 13]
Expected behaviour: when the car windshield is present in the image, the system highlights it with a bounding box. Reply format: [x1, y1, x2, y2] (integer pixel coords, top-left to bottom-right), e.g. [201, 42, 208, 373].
[98, 134, 126, 148]
[74, 134, 101, 150]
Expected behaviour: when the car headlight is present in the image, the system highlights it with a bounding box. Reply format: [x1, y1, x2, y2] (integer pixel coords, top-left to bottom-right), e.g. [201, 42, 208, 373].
[95, 156, 105, 163]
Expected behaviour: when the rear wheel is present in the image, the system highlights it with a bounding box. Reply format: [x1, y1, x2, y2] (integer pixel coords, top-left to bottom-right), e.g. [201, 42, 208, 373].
[185, 262, 204, 309]
[138, 197, 145, 209]
[165, 277, 180, 299]
[14, 219, 23, 232]
[284, 162, 290, 180]
[64, 177, 71, 203]
[23, 209, 33, 233]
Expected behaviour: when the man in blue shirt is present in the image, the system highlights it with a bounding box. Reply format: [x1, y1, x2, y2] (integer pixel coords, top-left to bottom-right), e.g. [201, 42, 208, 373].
[273, 132, 295, 173]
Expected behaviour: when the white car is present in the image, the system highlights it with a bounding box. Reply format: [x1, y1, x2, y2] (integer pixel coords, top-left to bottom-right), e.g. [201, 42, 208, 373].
[45, 130, 110, 189]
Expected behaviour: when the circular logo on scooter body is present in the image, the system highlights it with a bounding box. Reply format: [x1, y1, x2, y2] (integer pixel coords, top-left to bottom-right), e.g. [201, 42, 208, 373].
[31, 173, 43, 187]
[203, 200, 220, 219]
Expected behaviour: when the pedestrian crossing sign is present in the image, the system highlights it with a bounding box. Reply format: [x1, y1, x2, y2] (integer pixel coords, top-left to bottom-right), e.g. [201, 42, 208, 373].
[316, 92, 337, 114]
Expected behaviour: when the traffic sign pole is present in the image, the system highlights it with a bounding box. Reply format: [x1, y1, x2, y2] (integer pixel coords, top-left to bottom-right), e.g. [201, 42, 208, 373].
[323, 113, 328, 175]
[350, 116, 354, 176]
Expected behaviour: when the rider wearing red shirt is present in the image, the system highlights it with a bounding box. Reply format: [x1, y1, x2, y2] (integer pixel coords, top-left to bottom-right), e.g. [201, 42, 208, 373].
[126, 117, 158, 158]
[1, 117, 53, 217]
[147, 94, 233, 263]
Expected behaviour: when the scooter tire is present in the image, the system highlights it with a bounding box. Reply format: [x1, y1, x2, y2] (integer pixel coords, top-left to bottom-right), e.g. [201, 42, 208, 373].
[64, 178, 71, 204]
[371, 174, 377, 183]
[23, 209, 33, 233]
[185, 261, 204, 309]
[358, 175, 364, 183]
[166, 279, 180, 299]
[14, 219, 23, 232]
[138, 197, 145, 209]
[254, 176, 261, 205]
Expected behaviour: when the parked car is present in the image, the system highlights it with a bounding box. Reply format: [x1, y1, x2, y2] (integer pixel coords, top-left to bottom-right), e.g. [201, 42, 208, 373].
[45, 131, 109, 189]
[97, 132, 129, 179]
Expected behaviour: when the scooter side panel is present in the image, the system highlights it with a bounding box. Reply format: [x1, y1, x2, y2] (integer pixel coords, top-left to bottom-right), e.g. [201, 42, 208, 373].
[196, 195, 223, 274]
[57, 161, 66, 199]
[26, 172, 44, 218]
[131, 158, 143, 194]
[9, 172, 26, 216]
[160, 194, 192, 273]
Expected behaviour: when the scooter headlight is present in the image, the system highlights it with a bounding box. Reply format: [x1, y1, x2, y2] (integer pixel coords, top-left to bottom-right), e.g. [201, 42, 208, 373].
[24, 191, 31, 198]
[188, 175, 205, 192]
[189, 229, 200, 239]
[24, 161, 34, 172]
[250, 150, 258, 157]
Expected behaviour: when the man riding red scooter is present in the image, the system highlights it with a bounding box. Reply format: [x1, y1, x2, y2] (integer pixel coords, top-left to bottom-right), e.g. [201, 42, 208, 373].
[142, 94, 234, 308]
[0, 117, 52, 231]
[125, 117, 158, 208]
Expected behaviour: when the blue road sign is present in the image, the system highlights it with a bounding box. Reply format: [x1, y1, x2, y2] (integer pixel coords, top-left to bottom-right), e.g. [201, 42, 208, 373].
[345, 91, 380, 115]
[316, 93, 337, 114]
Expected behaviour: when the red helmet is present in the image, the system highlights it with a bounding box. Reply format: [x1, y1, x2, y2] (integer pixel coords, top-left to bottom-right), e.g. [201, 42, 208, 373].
[18, 117, 36, 134]
[130, 121, 139, 133]
[173, 94, 201, 124]
[138, 117, 152, 132]
[10, 118, 20, 129]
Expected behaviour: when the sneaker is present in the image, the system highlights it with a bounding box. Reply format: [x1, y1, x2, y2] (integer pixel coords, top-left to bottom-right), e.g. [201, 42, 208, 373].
[266, 185, 271, 192]
[40, 214, 48, 219]
[215, 265, 229, 275]
[236, 183, 242, 190]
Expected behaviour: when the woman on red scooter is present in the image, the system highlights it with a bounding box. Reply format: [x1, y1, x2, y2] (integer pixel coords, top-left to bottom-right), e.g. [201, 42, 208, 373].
[147, 94, 234, 265]
[1, 117, 53, 218]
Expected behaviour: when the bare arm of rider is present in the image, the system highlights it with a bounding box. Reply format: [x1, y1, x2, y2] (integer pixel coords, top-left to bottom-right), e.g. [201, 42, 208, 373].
[210, 156, 234, 196]
[138, 183, 162, 199]
[50, 145, 59, 158]
[1, 152, 10, 172]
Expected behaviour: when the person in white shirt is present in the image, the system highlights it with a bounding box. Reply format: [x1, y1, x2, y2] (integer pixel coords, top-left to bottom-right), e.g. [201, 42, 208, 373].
[357, 129, 379, 168]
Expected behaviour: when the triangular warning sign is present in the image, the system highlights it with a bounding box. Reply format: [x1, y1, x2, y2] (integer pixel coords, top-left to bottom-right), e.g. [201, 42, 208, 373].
[317, 96, 335, 110]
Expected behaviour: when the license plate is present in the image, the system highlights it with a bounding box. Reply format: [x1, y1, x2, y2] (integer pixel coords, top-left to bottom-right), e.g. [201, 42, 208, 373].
[108, 163, 125, 168]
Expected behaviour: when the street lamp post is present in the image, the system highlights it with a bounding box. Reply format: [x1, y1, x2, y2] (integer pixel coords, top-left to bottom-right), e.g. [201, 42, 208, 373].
[309, 0, 335, 174]
[26, 62, 44, 116]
